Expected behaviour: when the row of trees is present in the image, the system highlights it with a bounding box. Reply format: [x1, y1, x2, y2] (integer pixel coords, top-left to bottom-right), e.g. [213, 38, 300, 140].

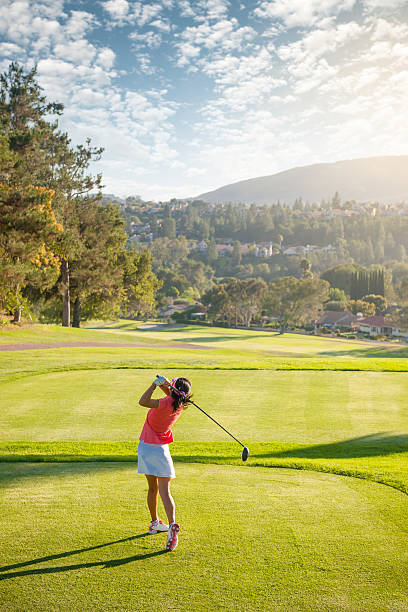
[321, 266, 385, 299]
[202, 277, 329, 331]
[0, 63, 160, 326]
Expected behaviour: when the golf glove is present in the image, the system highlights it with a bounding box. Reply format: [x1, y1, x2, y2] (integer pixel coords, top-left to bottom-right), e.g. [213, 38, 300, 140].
[154, 375, 166, 386]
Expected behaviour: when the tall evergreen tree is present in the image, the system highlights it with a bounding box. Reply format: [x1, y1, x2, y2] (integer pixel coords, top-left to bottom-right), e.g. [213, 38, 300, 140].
[0, 63, 64, 187]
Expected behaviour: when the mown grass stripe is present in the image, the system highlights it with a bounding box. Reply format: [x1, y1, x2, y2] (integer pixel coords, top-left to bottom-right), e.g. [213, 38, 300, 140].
[2, 357, 408, 387]
[1, 441, 406, 496]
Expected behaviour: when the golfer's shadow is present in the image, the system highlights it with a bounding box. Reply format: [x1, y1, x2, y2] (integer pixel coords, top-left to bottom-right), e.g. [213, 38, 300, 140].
[0, 532, 167, 580]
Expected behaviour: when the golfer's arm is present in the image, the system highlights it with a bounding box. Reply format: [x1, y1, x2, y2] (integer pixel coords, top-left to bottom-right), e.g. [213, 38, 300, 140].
[159, 383, 171, 396]
[139, 384, 160, 408]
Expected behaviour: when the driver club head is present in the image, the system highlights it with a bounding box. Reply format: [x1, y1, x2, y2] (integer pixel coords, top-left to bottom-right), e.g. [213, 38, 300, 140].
[241, 446, 250, 462]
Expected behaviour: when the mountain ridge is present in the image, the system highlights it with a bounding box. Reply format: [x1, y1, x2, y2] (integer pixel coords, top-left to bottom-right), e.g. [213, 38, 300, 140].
[197, 156, 408, 205]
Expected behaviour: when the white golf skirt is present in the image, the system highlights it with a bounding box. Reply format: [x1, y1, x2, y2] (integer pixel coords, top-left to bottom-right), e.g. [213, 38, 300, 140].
[137, 440, 176, 478]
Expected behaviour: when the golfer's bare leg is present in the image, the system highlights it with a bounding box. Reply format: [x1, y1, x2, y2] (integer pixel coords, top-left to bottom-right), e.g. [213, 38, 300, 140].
[145, 474, 159, 521]
[158, 477, 175, 524]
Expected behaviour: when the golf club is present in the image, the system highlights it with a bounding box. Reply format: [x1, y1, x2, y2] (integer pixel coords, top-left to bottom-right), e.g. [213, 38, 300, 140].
[159, 375, 250, 462]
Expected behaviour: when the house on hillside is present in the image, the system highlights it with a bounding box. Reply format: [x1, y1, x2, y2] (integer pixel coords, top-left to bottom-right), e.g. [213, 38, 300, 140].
[255, 242, 273, 257]
[197, 241, 208, 251]
[316, 311, 359, 330]
[216, 244, 233, 256]
[283, 246, 306, 256]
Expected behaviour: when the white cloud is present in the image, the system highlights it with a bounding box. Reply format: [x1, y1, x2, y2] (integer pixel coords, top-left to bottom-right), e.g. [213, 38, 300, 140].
[64, 11, 98, 38]
[254, 0, 356, 28]
[137, 3, 163, 26]
[130, 31, 163, 49]
[363, 0, 407, 9]
[97, 48, 116, 69]
[54, 39, 97, 65]
[176, 0, 196, 18]
[176, 18, 256, 66]
[277, 22, 364, 63]
[275, 21, 365, 94]
[0, 42, 23, 56]
[195, 0, 230, 21]
[102, 0, 130, 23]
[150, 19, 171, 32]
[371, 18, 408, 41]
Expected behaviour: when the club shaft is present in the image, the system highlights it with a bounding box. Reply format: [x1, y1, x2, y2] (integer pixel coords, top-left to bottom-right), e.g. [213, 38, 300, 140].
[166, 379, 245, 448]
[188, 400, 245, 449]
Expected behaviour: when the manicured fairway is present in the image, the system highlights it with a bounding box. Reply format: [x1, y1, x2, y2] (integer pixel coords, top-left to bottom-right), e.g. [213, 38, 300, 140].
[3, 321, 408, 359]
[89, 321, 408, 358]
[1, 369, 408, 444]
[1, 463, 407, 611]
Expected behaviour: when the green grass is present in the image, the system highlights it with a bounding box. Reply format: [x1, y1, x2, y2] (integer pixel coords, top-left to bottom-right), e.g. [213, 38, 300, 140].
[4, 320, 408, 358]
[0, 322, 168, 345]
[89, 320, 408, 357]
[1, 439, 407, 496]
[1, 323, 408, 610]
[1, 463, 407, 611]
[1, 369, 408, 443]
[1, 368, 408, 494]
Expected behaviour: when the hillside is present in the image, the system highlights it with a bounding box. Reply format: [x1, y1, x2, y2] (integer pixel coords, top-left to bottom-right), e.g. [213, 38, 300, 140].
[197, 156, 408, 205]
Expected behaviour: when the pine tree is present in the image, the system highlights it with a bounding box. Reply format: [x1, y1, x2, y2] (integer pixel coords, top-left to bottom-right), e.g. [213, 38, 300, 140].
[0, 65, 64, 320]
[0, 183, 62, 319]
[0, 63, 64, 187]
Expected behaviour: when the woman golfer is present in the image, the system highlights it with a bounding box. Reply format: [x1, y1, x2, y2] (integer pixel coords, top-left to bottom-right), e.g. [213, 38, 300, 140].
[138, 375, 191, 551]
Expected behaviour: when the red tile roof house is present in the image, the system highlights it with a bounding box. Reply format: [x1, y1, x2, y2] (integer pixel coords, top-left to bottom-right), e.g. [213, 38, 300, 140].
[316, 311, 359, 330]
[358, 315, 408, 339]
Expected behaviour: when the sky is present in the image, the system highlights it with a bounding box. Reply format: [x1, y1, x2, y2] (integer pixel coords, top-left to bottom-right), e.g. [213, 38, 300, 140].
[1, 0, 408, 201]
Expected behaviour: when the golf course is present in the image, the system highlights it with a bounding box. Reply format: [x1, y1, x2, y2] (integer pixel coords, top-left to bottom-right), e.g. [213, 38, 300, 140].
[0, 322, 407, 611]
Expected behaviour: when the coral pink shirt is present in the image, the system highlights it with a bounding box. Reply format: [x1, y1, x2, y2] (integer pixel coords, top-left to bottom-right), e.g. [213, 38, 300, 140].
[139, 395, 183, 444]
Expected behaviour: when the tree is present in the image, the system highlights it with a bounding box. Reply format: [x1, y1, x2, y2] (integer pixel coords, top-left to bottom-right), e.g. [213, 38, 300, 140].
[0, 63, 104, 326]
[202, 283, 233, 326]
[50, 138, 104, 326]
[157, 268, 189, 299]
[0, 62, 64, 187]
[182, 260, 214, 295]
[232, 241, 242, 265]
[264, 277, 329, 332]
[0, 63, 66, 320]
[68, 202, 127, 327]
[362, 294, 387, 315]
[162, 217, 176, 239]
[300, 258, 312, 279]
[149, 237, 189, 271]
[386, 279, 408, 330]
[324, 301, 347, 312]
[348, 300, 376, 317]
[206, 239, 218, 264]
[0, 183, 62, 319]
[235, 278, 267, 327]
[326, 287, 347, 303]
[201, 278, 266, 327]
[321, 265, 364, 296]
[121, 249, 161, 318]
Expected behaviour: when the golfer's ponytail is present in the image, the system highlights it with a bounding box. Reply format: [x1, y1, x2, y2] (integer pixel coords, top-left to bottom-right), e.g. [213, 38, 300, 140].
[171, 377, 192, 412]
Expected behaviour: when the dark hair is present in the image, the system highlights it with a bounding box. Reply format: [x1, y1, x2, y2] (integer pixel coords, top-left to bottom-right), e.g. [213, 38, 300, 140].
[171, 377, 192, 412]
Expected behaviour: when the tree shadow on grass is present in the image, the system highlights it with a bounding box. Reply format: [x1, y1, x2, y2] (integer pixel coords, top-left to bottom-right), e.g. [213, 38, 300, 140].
[172, 433, 408, 463]
[252, 433, 408, 460]
[0, 532, 168, 580]
[320, 346, 408, 358]
[0, 461, 139, 487]
[174, 334, 273, 344]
